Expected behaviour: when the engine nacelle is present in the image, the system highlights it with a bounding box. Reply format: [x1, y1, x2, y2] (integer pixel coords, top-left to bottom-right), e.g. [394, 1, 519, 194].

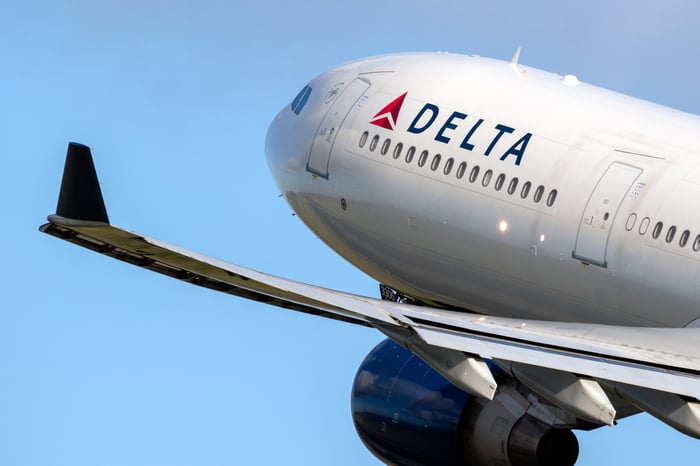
[351, 339, 579, 466]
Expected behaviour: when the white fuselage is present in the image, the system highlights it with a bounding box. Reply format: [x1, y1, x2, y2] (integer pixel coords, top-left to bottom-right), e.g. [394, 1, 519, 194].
[265, 53, 700, 327]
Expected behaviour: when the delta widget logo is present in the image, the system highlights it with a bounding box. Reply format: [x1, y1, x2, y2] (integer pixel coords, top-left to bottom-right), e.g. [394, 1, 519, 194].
[367, 91, 532, 166]
[369, 92, 408, 130]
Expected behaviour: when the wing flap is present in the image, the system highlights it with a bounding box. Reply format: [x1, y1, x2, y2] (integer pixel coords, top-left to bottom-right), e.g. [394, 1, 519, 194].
[397, 307, 700, 372]
[412, 322, 700, 398]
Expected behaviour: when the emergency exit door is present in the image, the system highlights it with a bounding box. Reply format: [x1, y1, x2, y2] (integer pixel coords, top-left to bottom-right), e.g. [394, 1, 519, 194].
[572, 162, 642, 267]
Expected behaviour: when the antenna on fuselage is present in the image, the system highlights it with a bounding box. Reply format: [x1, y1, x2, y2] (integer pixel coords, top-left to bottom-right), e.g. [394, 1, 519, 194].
[509, 46, 522, 72]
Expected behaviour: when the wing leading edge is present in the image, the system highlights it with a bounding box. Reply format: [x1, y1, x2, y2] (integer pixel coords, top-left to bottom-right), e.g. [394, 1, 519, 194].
[41, 143, 700, 436]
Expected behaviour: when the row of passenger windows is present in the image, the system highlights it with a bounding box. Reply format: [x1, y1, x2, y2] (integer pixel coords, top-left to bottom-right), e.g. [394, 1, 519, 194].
[359, 131, 558, 207]
[626, 213, 700, 251]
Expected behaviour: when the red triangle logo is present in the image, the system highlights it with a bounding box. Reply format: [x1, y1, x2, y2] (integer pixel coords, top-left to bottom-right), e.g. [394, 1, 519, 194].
[370, 92, 407, 130]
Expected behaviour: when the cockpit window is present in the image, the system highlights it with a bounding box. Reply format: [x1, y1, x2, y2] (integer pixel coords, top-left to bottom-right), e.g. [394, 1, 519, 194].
[291, 85, 312, 115]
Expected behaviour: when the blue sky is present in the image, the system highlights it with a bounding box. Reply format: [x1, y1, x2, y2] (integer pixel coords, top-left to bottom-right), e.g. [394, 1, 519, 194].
[3, 1, 700, 464]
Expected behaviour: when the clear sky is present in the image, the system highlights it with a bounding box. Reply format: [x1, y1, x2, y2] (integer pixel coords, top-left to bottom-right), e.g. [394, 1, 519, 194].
[3, 1, 700, 465]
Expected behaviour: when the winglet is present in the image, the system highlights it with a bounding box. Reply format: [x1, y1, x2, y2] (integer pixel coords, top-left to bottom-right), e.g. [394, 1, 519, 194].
[48, 142, 110, 226]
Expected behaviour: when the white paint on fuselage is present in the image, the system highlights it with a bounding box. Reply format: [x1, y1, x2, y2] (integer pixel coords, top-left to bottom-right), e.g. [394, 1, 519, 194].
[265, 53, 700, 327]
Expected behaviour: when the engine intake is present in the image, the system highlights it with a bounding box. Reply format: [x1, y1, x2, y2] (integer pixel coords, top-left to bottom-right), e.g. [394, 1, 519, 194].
[351, 339, 578, 466]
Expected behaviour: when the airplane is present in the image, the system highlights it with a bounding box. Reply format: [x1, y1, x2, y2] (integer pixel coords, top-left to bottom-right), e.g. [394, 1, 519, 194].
[40, 49, 700, 466]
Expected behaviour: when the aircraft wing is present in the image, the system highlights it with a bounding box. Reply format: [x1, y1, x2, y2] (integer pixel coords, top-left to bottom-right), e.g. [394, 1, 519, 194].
[41, 143, 700, 434]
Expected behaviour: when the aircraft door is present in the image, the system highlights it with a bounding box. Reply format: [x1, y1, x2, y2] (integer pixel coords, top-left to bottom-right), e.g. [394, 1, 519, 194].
[572, 162, 642, 267]
[307, 78, 370, 178]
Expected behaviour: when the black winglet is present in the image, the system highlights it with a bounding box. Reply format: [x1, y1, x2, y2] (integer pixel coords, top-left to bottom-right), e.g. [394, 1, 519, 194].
[53, 142, 110, 225]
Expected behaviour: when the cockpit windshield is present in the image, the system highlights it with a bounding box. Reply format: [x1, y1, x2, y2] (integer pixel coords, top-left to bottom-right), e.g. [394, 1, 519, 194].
[290, 85, 311, 115]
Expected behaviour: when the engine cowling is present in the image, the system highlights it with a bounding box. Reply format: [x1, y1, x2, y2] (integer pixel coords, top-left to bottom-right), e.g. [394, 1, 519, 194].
[351, 339, 579, 466]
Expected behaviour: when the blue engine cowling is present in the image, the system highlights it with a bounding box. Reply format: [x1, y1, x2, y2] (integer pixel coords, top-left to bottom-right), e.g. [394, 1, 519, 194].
[351, 339, 579, 466]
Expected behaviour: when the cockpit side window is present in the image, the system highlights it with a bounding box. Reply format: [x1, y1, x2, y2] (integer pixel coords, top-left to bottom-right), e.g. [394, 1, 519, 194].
[291, 85, 312, 115]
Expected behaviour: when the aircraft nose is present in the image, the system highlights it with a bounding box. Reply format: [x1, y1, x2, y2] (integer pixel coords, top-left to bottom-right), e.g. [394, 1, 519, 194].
[264, 104, 307, 193]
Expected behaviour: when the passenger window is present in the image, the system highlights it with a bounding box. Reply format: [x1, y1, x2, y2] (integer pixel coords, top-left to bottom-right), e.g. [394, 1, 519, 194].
[482, 169, 493, 187]
[381, 138, 391, 155]
[369, 135, 379, 151]
[443, 157, 454, 175]
[469, 166, 480, 183]
[546, 189, 558, 207]
[507, 177, 519, 195]
[417, 150, 429, 167]
[430, 154, 442, 171]
[520, 181, 531, 199]
[666, 226, 677, 243]
[393, 142, 403, 159]
[456, 162, 467, 179]
[652, 221, 663, 239]
[533, 185, 545, 203]
[494, 174, 506, 191]
[405, 146, 416, 163]
[625, 213, 637, 231]
[359, 131, 369, 148]
[680, 230, 690, 248]
[639, 217, 650, 235]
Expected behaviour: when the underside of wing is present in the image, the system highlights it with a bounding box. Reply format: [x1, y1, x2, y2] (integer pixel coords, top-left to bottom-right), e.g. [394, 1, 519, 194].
[41, 143, 700, 439]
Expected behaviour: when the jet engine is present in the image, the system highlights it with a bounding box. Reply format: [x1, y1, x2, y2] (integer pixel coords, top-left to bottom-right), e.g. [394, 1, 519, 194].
[351, 339, 579, 466]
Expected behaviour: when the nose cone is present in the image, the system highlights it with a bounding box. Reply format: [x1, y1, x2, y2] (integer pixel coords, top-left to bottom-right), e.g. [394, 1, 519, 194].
[264, 105, 306, 194]
[264, 68, 353, 192]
